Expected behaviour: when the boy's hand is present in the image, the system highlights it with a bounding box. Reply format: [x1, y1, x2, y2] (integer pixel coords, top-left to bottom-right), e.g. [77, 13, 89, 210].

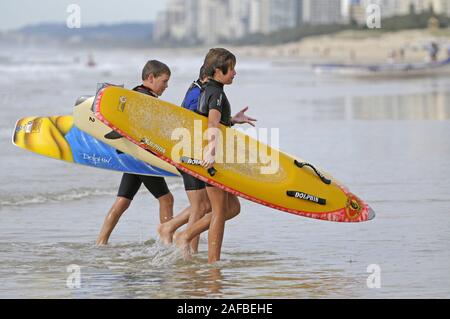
[202, 152, 215, 169]
[232, 106, 257, 127]
[202, 147, 216, 169]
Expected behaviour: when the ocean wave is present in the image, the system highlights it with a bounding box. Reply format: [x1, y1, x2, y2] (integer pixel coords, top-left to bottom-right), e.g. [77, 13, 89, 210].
[0, 188, 117, 208]
[0, 63, 87, 74]
[0, 181, 184, 209]
[0, 60, 129, 75]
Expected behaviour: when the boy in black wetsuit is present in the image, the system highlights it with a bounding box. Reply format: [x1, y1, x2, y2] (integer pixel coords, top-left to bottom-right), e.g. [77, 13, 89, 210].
[174, 48, 256, 263]
[96, 60, 173, 245]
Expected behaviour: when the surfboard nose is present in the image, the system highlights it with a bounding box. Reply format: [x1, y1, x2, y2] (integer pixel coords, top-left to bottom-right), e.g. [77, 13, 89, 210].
[368, 206, 376, 220]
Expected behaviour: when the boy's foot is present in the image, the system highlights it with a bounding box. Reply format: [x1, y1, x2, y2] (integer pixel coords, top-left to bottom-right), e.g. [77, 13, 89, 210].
[157, 223, 174, 245]
[96, 239, 108, 246]
[174, 231, 191, 260]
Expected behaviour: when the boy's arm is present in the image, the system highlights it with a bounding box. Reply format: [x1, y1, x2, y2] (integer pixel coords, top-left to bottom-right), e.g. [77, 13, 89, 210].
[202, 109, 222, 169]
[231, 106, 257, 126]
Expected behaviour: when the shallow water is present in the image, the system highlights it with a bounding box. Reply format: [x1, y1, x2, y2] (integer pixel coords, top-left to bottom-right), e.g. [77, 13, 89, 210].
[0, 46, 449, 298]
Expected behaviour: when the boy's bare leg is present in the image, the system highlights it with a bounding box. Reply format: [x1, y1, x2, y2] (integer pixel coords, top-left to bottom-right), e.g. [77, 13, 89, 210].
[174, 191, 240, 261]
[158, 189, 211, 249]
[96, 197, 131, 245]
[206, 187, 228, 263]
[186, 189, 211, 253]
[157, 192, 174, 224]
[153, 192, 174, 245]
[157, 206, 191, 245]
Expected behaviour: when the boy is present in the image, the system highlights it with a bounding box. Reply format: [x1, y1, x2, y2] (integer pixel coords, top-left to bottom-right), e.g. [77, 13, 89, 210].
[157, 65, 211, 252]
[174, 48, 256, 263]
[96, 60, 174, 245]
[181, 65, 208, 110]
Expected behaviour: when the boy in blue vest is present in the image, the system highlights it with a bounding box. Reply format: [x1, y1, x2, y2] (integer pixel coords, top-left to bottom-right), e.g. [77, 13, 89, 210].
[181, 65, 209, 110]
[158, 66, 210, 253]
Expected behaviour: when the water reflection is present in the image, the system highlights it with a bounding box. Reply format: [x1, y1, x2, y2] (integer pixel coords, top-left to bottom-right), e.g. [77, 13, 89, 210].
[171, 265, 225, 298]
[299, 91, 450, 120]
[0, 241, 360, 298]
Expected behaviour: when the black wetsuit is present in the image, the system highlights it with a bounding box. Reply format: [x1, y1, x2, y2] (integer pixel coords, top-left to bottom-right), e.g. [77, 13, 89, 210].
[197, 79, 232, 127]
[117, 85, 170, 200]
[197, 79, 233, 188]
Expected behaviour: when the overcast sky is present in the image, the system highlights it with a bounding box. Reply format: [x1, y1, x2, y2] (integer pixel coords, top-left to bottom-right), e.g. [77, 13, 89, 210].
[0, 0, 167, 31]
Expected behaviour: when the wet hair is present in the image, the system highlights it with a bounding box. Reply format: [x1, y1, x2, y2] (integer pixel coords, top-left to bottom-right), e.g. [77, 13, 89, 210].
[142, 60, 171, 81]
[202, 48, 236, 78]
[199, 65, 207, 79]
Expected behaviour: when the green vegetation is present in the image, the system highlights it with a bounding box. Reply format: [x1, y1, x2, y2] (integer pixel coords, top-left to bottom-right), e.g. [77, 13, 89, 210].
[382, 12, 450, 30]
[231, 24, 354, 46]
[230, 12, 450, 46]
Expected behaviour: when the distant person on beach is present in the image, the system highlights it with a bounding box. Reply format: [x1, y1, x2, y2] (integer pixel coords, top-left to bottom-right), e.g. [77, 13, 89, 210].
[428, 42, 439, 62]
[398, 48, 405, 61]
[387, 50, 397, 64]
[87, 53, 96, 68]
[96, 60, 174, 245]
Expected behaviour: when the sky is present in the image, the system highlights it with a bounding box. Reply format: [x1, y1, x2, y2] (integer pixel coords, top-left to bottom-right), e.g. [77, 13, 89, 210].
[0, 0, 167, 31]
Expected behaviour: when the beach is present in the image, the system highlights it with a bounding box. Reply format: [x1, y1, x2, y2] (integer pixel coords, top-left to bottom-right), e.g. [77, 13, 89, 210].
[162, 29, 450, 63]
[0, 40, 450, 298]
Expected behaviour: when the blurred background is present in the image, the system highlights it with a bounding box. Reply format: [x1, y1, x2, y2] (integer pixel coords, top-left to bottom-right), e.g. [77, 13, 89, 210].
[3, 0, 450, 61]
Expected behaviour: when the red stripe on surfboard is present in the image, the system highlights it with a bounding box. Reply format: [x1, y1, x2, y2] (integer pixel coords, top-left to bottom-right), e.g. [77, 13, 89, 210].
[94, 87, 370, 223]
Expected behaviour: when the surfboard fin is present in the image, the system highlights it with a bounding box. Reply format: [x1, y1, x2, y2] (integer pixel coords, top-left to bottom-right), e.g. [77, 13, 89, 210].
[104, 130, 123, 140]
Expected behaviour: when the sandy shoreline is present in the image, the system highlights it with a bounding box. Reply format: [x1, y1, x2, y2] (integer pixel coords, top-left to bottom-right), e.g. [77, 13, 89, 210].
[152, 29, 450, 64]
[237, 29, 450, 63]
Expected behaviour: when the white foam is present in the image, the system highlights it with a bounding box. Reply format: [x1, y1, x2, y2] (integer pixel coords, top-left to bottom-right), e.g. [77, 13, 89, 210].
[0, 188, 116, 208]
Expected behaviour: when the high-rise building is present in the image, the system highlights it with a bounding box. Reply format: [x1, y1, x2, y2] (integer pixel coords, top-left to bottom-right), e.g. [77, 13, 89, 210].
[249, 0, 263, 33]
[249, 0, 297, 34]
[166, 0, 187, 41]
[184, 0, 201, 44]
[390, 0, 450, 16]
[153, 0, 187, 42]
[153, 10, 168, 41]
[344, 0, 450, 26]
[418, 0, 450, 16]
[229, 0, 251, 39]
[197, 0, 232, 45]
[302, 0, 343, 25]
[295, 0, 304, 26]
[270, 0, 298, 31]
[154, 0, 202, 44]
[436, 0, 450, 16]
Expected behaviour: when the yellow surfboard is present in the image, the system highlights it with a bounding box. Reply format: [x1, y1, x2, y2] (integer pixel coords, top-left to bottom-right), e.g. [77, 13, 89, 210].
[73, 96, 180, 176]
[94, 86, 374, 222]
